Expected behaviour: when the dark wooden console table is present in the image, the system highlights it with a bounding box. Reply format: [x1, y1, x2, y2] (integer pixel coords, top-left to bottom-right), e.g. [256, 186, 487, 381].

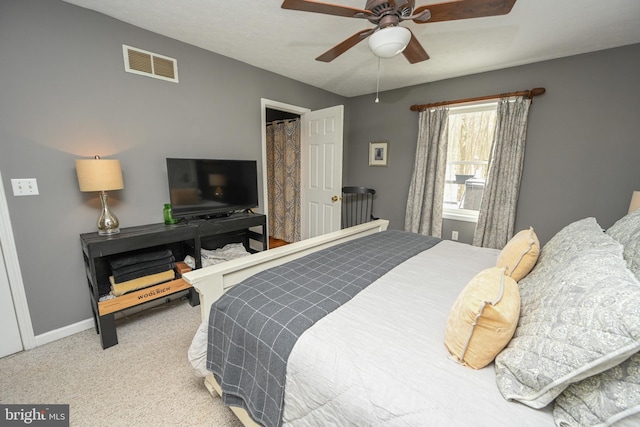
[80, 212, 267, 349]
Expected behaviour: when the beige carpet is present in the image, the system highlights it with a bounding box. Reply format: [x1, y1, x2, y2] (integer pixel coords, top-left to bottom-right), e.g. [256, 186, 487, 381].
[0, 298, 244, 427]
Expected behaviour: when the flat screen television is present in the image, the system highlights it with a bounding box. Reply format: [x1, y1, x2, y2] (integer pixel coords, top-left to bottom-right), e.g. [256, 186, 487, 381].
[166, 158, 258, 220]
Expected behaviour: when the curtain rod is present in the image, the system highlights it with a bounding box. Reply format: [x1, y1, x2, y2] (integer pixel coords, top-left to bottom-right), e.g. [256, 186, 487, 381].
[266, 118, 299, 126]
[409, 87, 546, 112]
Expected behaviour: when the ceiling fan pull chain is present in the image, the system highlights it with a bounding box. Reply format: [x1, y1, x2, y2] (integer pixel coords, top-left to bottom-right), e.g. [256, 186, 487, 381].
[375, 57, 381, 103]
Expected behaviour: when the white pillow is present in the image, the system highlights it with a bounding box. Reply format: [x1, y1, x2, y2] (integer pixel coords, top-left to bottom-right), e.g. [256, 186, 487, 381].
[554, 352, 640, 427]
[495, 219, 640, 409]
[606, 208, 640, 281]
[535, 217, 617, 272]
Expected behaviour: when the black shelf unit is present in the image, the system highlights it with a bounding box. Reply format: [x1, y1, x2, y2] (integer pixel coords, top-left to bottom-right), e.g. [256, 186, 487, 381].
[80, 212, 267, 349]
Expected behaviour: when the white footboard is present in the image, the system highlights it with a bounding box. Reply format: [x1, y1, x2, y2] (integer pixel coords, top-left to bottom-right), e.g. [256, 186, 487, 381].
[183, 219, 389, 427]
[204, 376, 262, 427]
[183, 219, 389, 323]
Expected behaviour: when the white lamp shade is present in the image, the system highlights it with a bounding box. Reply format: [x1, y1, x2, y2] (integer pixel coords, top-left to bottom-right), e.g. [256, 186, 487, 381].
[76, 158, 124, 192]
[629, 191, 640, 214]
[368, 26, 411, 59]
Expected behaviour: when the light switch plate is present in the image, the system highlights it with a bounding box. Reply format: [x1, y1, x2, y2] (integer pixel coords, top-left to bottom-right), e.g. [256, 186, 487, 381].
[11, 178, 39, 196]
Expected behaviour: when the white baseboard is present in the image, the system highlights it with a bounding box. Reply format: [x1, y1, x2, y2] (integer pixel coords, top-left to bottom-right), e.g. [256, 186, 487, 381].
[33, 292, 190, 348]
[34, 318, 95, 347]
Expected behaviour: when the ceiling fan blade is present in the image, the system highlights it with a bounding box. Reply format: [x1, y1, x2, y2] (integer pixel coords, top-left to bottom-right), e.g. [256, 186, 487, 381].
[316, 29, 375, 62]
[413, 0, 516, 23]
[281, 0, 372, 18]
[403, 30, 430, 63]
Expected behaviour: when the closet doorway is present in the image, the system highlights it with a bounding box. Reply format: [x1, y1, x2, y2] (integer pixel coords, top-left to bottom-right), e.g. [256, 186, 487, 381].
[260, 99, 344, 244]
[261, 99, 311, 248]
[266, 107, 302, 247]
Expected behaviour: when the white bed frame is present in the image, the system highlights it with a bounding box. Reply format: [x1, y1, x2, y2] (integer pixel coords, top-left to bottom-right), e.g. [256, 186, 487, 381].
[182, 219, 390, 427]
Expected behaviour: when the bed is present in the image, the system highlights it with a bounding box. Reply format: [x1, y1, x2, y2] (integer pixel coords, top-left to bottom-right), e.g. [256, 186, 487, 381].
[184, 211, 640, 427]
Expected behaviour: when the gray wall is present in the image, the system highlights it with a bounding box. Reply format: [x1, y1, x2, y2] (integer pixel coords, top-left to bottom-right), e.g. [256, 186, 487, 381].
[0, 0, 345, 336]
[3, 0, 639, 339]
[345, 43, 640, 245]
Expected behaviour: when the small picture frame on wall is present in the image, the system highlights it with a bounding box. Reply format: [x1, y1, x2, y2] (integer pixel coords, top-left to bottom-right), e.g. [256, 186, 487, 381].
[369, 141, 389, 167]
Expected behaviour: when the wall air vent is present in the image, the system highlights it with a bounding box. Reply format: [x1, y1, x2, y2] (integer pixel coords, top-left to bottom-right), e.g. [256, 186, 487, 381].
[123, 45, 178, 83]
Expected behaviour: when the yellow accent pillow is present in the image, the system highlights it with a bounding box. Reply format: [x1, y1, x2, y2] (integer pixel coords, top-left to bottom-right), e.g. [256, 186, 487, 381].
[445, 267, 520, 369]
[496, 227, 540, 281]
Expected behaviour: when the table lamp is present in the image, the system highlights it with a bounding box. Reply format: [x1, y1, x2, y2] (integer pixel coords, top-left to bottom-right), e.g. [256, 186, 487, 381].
[629, 191, 640, 214]
[208, 173, 226, 198]
[76, 156, 124, 235]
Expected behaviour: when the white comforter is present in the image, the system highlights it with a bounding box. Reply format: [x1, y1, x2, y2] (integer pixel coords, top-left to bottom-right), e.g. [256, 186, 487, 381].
[189, 240, 555, 426]
[282, 240, 554, 426]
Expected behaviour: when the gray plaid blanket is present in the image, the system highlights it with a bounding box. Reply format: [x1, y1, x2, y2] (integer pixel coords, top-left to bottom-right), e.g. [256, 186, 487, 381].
[207, 230, 440, 427]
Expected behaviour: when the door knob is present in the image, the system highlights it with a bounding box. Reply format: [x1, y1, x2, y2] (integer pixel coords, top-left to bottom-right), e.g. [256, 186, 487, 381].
[331, 195, 342, 202]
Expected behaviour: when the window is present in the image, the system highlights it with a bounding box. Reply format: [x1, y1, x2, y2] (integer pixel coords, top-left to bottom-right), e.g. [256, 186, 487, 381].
[443, 102, 497, 222]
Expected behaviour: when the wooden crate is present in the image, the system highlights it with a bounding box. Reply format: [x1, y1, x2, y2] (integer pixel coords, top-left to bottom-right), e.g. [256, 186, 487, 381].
[98, 278, 191, 316]
[175, 261, 191, 276]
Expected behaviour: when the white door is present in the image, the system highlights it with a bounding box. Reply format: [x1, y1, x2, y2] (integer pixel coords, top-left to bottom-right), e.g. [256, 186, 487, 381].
[300, 105, 344, 239]
[0, 240, 23, 357]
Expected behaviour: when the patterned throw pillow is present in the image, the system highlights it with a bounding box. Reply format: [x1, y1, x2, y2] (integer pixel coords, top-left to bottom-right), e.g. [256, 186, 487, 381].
[516, 217, 621, 294]
[494, 218, 640, 409]
[534, 217, 618, 272]
[606, 208, 640, 281]
[554, 352, 640, 427]
[495, 227, 540, 281]
[445, 267, 520, 369]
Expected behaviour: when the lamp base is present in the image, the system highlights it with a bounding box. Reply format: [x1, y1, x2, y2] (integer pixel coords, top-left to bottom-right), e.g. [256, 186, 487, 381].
[98, 227, 120, 236]
[97, 191, 120, 236]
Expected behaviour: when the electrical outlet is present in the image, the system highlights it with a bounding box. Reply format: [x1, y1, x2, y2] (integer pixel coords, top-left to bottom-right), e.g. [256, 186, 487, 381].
[451, 230, 459, 241]
[11, 178, 39, 196]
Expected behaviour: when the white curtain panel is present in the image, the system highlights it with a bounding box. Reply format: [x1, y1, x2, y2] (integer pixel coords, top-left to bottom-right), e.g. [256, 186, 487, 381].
[473, 96, 531, 249]
[404, 106, 449, 237]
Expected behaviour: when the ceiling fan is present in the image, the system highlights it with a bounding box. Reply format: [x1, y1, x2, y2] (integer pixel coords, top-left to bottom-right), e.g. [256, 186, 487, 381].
[281, 0, 517, 64]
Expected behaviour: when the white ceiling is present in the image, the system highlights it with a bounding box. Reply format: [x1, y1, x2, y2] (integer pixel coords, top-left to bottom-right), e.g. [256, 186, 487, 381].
[62, 0, 640, 97]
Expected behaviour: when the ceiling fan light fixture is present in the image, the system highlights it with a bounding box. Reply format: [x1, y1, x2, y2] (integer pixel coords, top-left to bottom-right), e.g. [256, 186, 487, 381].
[368, 26, 411, 59]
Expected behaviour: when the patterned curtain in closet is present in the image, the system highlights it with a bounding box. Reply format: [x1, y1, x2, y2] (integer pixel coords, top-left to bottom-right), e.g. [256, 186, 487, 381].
[266, 119, 301, 243]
